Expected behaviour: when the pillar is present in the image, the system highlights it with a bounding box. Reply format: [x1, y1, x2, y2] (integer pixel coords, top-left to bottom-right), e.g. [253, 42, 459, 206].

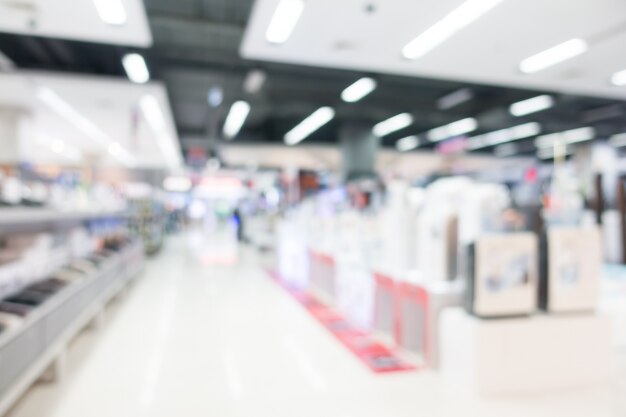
[340, 122, 379, 181]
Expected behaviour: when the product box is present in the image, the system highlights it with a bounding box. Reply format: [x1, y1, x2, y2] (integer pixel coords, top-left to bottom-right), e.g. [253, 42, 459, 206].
[466, 232, 538, 318]
[540, 227, 602, 313]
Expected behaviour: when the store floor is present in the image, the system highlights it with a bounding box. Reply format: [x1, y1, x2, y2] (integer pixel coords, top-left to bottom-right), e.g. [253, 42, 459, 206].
[6, 230, 626, 417]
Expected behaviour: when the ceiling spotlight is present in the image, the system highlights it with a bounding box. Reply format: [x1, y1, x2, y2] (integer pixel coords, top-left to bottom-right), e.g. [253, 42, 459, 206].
[266, 0, 305, 44]
[427, 117, 477, 142]
[373, 113, 413, 137]
[208, 86, 224, 107]
[520, 38, 588, 74]
[396, 136, 420, 152]
[402, 0, 504, 60]
[93, 0, 127, 26]
[510, 95, 554, 117]
[122, 53, 150, 84]
[223, 101, 251, 139]
[341, 77, 377, 103]
[285, 107, 335, 145]
[611, 69, 626, 87]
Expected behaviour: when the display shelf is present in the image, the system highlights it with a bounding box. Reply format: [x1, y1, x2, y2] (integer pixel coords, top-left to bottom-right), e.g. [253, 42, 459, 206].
[0, 241, 144, 416]
[0, 208, 129, 235]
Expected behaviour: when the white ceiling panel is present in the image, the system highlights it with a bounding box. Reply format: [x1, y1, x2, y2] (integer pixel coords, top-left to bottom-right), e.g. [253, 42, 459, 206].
[242, 0, 626, 99]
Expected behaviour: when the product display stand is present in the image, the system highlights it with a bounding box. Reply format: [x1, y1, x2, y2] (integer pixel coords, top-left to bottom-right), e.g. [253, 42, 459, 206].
[308, 250, 336, 302]
[372, 272, 399, 338]
[0, 241, 145, 416]
[440, 308, 613, 395]
[396, 278, 463, 368]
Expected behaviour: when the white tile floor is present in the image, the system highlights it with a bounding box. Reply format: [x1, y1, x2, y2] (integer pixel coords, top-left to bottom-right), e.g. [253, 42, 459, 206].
[5, 232, 626, 417]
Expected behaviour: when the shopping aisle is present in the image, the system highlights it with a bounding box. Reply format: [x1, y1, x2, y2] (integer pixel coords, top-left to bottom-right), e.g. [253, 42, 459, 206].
[5, 233, 626, 417]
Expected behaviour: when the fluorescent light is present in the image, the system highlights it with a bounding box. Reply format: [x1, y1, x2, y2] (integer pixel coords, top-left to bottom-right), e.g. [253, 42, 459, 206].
[520, 39, 588, 74]
[373, 113, 413, 137]
[535, 127, 595, 149]
[244, 70, 267, 94]
[223, 101, 251, 139]
[468, 122, 541, 150]
[611, 69, 626, 86]
[163, 176, 192, 193]
[93, 0, 127, 26]
[108, 142, 122, 156]
[341, 77, 377, 103]
[38, 87, 108, 146]
[402, 0, 504, 60]
[266, 0, 305, 44]
[437, 88, 474, 110]
[285, 107, 335, 145]
[610, 133, 626, 148]
[510, 95, 554, 117]
[494, 143, 517, 157]
[427, 117, 477, 142]
[396, 136, 420, 152]
[140, 94, 181, 167]
[122, 53, 150, 84]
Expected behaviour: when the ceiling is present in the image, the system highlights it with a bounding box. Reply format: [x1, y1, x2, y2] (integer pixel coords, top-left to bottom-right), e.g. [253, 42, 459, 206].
[0, 0, 625, 165]
[0, 71, 182, 168]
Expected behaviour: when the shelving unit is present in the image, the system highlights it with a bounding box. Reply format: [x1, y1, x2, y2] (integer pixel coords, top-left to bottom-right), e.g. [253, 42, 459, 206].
[0, 210, 145, 415]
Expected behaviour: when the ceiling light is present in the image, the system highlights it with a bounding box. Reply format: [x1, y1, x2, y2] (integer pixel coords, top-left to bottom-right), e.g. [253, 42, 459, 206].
[51, 140, 65, 153]
[266, 0, 305, 44]
[402, 0, 504, 60]
[108, 142, 122, 156]
[437, 88, 474, 110]
[427, 117, 477, 142]
[611, 69, 626, 86]
[520, 39, 588, 74]
[610, 133, 626, 148]
[93, 0, 127, 26]
[373, 113, 413, 137]
[396, 136, 420, 152]
[38, 87, 108, 146]
[494, 143, 517, 157]
[140, 94, 181, 167]
[163, 176, 192, 193]
[535, 127, 595, 149]
[285, 107, 335, 145]
[510, 95, 554, 117]
[122, 53, 150, 84]
[223, 101, 251, 139]
[244, 70, 267, 94]
[341, 77, 377, 103]
[468, 122, 541, 150]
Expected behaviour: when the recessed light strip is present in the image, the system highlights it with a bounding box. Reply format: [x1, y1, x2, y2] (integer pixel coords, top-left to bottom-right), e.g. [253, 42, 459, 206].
[122, 53, 150, 84]
[611, 69, 626, 87]
[402, 0, 504, 60]
[396, 136, 420, 152]
[437, 88, 474, 110]
[534, 127, 595, 149]
[341, 77, 377, 103]
[520, 38, 588, 74]
[468, 122, 541, 150]
[510, 95, 554, 117]
[373, 113, 413, 137]
[93, 0, 127, 26]
[285, 107, 335, 145]
[223, 101, 251, 139]
[427, 117, 477, 142]
[610, 133, 626, 148]
[266, 0, 305, 44]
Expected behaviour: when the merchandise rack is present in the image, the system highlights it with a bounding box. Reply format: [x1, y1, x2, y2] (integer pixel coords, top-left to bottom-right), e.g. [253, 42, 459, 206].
[0, 210, 144, 416]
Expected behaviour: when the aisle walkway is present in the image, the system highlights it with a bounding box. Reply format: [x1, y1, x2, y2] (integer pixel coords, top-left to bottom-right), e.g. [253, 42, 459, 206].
[6, 234, 626, 417]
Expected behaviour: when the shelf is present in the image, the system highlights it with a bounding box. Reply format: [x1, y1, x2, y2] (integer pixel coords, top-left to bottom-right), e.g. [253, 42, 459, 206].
[0, 208, 129, 234]
[0, 241, 145, 415]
